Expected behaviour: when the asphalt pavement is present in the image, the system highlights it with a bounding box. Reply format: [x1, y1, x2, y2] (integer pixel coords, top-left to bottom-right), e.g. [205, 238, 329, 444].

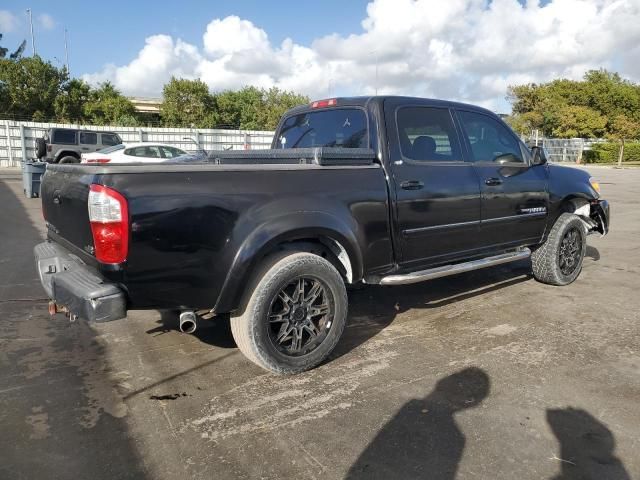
[0, 166, 638, 479]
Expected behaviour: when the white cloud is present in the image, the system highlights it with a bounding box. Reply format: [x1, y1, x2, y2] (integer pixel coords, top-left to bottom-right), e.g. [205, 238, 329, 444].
[83, 0, 640, 111]
[38, 13, 55, 30]
[0, 10, 19, 33]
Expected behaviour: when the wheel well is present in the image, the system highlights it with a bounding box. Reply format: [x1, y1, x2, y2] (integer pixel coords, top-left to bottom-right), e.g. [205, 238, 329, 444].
[56, 151, 80, 162]
[263, 237, 354, 284]
[560, 196, 589, 214]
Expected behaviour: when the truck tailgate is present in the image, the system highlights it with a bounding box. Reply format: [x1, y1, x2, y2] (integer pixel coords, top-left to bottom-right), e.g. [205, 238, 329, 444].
[41, 167, 95, 259]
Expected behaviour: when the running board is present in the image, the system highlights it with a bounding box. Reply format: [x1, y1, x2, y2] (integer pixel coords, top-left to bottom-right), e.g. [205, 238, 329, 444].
[379, 248, 531, 286]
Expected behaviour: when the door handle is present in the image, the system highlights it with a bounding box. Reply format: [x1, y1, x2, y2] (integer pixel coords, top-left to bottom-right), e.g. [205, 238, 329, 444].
[485, 177, 503, 186]
[400, 180, 424, 190]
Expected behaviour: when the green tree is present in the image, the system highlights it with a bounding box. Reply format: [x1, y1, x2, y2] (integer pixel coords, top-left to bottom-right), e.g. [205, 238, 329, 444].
[212, 86, 308, 130]
[0, 56, 66, 120]
[260, 87, 309, 130]
[551, 106, 607, 138]
[160, 77, 213, 127]
[83, 82, 138, 126]
[608, 115, 640, 167]
[54, 78, 91, 123]
[507, 69, 640, 138]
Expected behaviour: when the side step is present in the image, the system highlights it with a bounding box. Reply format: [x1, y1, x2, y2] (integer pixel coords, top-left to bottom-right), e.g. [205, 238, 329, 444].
[379, 248, 531, 286]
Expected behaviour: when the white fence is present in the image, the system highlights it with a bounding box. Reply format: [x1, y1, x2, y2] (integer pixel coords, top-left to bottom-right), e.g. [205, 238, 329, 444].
[0, 120, 275, 168]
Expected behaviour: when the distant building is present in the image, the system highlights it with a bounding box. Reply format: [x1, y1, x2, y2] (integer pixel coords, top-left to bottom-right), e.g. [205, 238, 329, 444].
[128, 97, 162, 114]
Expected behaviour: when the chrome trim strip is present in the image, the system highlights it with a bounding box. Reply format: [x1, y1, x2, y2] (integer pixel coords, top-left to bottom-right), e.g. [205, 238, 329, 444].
[379, 248, 531, 285]
[482, 212, 547, 224]
[403, 219, 481, 236]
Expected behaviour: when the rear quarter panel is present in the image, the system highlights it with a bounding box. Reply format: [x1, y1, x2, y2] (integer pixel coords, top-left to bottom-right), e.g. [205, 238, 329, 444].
[102, 165, 392, 311]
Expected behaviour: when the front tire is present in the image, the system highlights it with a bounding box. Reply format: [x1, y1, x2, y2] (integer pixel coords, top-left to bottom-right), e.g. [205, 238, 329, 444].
[531, 213, 587, 286]
[231, 252, 348, 374]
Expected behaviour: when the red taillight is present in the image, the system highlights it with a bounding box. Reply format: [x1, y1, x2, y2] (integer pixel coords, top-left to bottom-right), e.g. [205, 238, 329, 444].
[311, 98, 337, 108]
[47, 145, 52, 152]
[88, 184, 128, 264]
[85, 158, 111, 164]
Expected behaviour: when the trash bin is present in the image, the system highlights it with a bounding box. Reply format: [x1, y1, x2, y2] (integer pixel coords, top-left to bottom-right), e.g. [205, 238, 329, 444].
[22, 161, 47, 198]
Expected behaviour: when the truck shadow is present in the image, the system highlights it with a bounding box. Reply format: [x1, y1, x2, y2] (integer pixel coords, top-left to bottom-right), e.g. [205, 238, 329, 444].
[333, 260, 533, 360]
[148, 247, 600, 361]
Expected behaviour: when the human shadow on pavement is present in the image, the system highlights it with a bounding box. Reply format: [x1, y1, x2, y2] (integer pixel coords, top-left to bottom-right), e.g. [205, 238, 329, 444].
[345, 367, 491, 480]
[547, 407, 630, 480]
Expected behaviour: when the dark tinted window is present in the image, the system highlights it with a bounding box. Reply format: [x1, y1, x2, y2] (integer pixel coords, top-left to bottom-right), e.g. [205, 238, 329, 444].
[79, 132, 97, 144]
[101, 133, 120, 146]
[160, 146, 186, 158]
[458, 111, 523, 163]
[277, 108, 367, 149]
[52, 129, 76, 145]
[125, 146, 161, 158]
[397, 107, 462, 162]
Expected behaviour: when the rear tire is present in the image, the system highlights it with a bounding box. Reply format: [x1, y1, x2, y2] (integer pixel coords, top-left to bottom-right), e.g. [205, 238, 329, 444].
[531, 213, 587, 286]
[59, 155, 79, 164]
[231, 252, 348, 374]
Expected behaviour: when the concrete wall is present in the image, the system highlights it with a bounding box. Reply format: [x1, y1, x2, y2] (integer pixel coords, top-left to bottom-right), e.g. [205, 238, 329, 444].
[0, 119, 275, 168]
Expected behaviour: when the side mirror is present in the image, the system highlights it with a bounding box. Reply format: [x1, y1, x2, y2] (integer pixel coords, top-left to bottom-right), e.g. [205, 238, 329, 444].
[531, 146, 548, 165]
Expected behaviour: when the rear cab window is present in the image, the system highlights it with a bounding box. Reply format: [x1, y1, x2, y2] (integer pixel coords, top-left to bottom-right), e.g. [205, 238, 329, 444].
[52, 129, 77, 145]
[276, 108, 368, 149]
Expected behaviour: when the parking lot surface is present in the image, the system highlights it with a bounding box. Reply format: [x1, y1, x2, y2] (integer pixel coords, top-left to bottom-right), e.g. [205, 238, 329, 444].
[1, 166, 638, 480]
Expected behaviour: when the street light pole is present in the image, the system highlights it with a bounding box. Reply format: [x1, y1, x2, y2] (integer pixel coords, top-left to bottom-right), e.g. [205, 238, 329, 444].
[26, 8, 36, 56]
[64, 28, 70, 74]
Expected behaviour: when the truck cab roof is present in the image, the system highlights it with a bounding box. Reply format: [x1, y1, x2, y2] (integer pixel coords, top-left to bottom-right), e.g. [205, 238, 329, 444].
[284, 96, 497, 118]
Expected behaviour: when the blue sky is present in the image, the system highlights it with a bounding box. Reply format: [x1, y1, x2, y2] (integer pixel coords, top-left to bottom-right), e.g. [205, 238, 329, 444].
[2, 1, 637, 112]
[1, 0, 370, 75]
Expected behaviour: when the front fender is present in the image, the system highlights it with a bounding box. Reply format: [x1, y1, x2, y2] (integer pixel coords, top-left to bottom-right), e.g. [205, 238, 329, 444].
[214, 206, 364, 314]
[547, 164, 599, 224]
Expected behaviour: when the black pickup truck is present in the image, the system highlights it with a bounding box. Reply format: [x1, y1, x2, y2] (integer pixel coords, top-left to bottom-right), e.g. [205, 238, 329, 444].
[35, 96, 609, 373]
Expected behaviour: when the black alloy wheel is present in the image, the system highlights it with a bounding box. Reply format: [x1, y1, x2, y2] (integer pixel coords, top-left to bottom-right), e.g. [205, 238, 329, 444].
[558, 227, 583, 276]
[267, 276, 334, 357]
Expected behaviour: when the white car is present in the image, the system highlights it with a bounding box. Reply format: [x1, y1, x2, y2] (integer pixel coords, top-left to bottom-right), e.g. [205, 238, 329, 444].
[81, 143, 187, 164]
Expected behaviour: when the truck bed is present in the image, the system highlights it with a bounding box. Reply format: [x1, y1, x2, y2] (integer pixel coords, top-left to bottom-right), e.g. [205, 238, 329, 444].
[40, 156, 393, 312]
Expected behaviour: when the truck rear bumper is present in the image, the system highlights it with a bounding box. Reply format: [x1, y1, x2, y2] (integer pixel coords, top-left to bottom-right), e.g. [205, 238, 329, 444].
[34, 241, 127, 322]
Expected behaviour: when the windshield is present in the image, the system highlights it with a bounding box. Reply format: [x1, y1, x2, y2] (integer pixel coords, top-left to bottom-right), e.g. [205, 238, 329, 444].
[97, 144, 125, 154]
[277, 108, 368, 149]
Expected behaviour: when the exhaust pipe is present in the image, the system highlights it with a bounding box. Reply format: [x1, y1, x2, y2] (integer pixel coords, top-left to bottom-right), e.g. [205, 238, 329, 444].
[179, 310, 197, 334]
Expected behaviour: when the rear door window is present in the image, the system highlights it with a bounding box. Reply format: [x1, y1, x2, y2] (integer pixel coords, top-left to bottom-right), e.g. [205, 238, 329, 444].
[79, 132, 97, 145]
[277, 108, 368, 149]
[160, 146, 186, 158]
[125, 146, 161, 158]
[101, 133, 121, 146]
[396, 107, 462, 162]
[52, 129, 77, 145]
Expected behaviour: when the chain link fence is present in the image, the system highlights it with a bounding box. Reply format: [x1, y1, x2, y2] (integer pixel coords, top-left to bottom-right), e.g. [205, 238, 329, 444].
[525, 136, 607, 163]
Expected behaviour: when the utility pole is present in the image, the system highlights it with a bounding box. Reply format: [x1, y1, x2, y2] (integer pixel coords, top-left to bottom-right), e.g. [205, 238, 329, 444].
[64, 28, 70, 74]
[26, 8, 36, 56]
